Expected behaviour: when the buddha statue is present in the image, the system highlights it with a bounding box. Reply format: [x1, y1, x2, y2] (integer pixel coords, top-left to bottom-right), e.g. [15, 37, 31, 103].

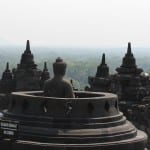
[44, 57, 75, 98]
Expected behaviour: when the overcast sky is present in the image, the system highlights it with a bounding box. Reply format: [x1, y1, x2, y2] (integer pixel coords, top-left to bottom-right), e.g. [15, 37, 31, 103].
[0, 0, 150, 47]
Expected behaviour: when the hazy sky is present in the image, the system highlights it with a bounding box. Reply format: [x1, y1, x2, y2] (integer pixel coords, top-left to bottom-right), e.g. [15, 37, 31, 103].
[0, 0, 150, 47]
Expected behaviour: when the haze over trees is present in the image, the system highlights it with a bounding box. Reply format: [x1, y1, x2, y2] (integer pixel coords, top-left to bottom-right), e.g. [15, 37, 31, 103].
[0, 46, 149, 89]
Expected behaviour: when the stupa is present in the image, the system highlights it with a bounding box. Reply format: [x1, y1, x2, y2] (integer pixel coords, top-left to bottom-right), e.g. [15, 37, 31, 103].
[40, 62, 50, 88]
[13, 40, 42, 91]
[88, 53, 111, 92]
[0, 58, 147, 150]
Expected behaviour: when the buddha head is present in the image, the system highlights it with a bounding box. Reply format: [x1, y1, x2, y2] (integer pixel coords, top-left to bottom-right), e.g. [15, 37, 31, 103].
[53, 57, 67, 76]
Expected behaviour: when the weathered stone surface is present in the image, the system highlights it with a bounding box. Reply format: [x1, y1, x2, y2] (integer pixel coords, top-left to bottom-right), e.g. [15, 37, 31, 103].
[0, 91, 147, 150]
[86, 42, 150, 149]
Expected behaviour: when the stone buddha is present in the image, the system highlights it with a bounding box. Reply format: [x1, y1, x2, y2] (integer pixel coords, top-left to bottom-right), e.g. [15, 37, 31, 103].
[44, 57, 75, 98]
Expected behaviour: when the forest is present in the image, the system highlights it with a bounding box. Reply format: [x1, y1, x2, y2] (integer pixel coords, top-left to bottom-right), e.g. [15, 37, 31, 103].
[0, 46, 150, 89]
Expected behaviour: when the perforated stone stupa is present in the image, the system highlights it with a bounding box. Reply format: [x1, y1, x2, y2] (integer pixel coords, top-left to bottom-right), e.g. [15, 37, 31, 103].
[0, 58, 147, 150]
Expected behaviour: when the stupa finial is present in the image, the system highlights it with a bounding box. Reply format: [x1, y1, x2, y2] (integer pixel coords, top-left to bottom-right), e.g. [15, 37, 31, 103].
[25, 40, 31, 53]
[6, 62, 9, 71]
[127, 42, 132, 55]
[101, 53, 106, 65]
[44, 62, 48, 71]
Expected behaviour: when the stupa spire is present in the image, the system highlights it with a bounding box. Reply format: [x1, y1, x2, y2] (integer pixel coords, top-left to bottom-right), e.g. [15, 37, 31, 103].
[0, 62, 14, 93]
[25, 40, 31, 53]
[96, 53, 109, 77]
[1, 62, 13, 80]
[6, 62, 9, 71]
[19, 40, 37, 69]
[40, 62, 50, 88]
[127, 42, 132, 55]
[116, 42, 143, 74]
[101, 53, 106, 65]
[43, 62, 48, 71]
